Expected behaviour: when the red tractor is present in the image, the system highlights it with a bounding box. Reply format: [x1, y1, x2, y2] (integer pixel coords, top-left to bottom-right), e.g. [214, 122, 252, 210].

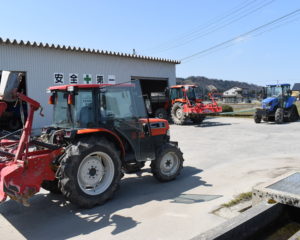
[150, 85, 222, 125]
[0, 76, 184, 208]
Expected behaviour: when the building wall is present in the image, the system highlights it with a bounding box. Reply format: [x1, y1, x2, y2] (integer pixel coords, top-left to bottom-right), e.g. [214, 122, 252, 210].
[0, 44, 176, 129]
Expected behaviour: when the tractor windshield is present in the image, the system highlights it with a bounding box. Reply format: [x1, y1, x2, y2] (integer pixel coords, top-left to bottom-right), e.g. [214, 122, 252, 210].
[186, 87, 197, 100]
[53, 91, 74, 128]
[99, 84, 147, 120]
[266, 86, 282, 98]
[266, 85, 290, 98]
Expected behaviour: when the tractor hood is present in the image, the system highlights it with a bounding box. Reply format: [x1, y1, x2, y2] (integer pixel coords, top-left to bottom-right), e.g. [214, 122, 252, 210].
[262, 97, 276, 105]
[261, 97, 278, 110]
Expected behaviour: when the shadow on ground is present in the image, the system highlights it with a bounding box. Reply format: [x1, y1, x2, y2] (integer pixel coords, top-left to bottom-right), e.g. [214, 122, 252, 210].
[0, 166, 212, 240]
[194, 121, 232, 128]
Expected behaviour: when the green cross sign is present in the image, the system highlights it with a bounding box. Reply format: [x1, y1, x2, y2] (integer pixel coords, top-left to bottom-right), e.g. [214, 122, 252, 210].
[83, 74, 92, 84]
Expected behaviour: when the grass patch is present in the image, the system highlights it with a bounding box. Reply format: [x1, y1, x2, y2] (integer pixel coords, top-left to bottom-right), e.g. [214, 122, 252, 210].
[221, 192, 252, 208]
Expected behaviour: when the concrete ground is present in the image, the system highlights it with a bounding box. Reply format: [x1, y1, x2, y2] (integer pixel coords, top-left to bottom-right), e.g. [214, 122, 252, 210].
[1, 117, 300, 240]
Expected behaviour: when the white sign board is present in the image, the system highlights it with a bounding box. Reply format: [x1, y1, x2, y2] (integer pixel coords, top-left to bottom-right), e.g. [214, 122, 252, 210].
[54, 73, 64, 84]
[96, 75, 104, 84]
[83, 74, 92, 84]
[69, 73, 79, 84]
[108, 75, 116, 84]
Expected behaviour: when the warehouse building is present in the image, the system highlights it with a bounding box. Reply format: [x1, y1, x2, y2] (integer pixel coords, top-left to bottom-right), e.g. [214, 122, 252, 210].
[0, 38, 180, 129]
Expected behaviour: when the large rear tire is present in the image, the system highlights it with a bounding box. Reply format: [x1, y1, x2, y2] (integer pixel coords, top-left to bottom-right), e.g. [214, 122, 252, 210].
[59, 137, 122, 208]
[275, 108, 284, 124]
[171, 103, 186, 125]
[151, 143, 184, 182]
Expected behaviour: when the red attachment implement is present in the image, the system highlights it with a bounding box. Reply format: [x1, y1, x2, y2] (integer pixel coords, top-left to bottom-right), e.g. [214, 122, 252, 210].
[0, 93, 63, 206]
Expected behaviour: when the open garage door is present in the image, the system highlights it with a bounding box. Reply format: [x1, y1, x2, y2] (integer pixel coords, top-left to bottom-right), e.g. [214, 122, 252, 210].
[131, 77, 169, 118]
[0, 71, 27, 131]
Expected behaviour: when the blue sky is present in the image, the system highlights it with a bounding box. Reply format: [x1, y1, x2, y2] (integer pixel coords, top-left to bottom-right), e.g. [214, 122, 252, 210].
[0, 0, 300, 85]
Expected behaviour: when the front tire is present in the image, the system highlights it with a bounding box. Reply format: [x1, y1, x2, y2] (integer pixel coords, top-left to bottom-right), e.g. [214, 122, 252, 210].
[171, 103, 186, 125]
[275, 108, 284, 124]
[59, 137, 122, 208]
[254, 111, 262, 123]
[151, 143, 184, 182]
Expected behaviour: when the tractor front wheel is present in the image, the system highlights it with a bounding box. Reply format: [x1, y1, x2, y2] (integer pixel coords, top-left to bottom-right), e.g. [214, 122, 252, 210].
[171, 103, 186, 125]
[59, 137, 122, 208]
[254, 111, 262, 123]
[151, 143, 184, 182]
[275, 108, 284, 124]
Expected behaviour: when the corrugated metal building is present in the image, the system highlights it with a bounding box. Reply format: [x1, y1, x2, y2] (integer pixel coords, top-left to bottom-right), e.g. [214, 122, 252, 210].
[0, 38, 180, 129]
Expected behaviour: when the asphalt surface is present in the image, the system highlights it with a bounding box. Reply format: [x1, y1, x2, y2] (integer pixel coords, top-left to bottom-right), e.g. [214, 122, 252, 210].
[1, 117, 300, 240]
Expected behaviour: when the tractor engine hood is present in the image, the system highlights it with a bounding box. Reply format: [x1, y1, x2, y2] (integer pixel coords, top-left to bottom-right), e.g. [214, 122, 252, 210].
[262, 97, 278, 109]
[262, 97, 276, 105]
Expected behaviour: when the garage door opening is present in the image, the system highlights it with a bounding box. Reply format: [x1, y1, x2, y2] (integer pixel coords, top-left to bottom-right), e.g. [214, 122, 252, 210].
[0, 71, 27, 131]
[131, 77, 168, 118]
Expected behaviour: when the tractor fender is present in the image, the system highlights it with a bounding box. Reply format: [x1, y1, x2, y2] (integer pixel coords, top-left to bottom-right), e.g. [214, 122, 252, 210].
[76, 128, 125, 159]
[285, 96, 297, 108]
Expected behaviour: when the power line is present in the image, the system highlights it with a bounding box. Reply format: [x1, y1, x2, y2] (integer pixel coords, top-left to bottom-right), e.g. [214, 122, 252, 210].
[159, 0, 276, 53]
[145, 0, 275, 54]
[144, 0, 256, 52]
[180, 8, 300, 62]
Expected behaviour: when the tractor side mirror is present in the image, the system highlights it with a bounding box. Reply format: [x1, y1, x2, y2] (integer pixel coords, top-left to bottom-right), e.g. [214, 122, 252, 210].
[68, 94, 74, 105]
[48, 95, 55, 104]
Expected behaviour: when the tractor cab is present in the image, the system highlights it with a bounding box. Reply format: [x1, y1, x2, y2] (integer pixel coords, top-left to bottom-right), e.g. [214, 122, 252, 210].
[262, 84, 291, 110]
[169, 85, 201, 103]
[47, 83, 170, 162]
[265, 84, 291, 98]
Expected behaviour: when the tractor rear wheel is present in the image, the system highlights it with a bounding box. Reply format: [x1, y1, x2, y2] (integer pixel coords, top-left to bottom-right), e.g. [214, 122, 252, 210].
[155, 108, 168, 120]
[254, 111, 262, 123]
[275, 108, 284, 124]
[151, 143, 184, 182]
[288, 104, 299, 122]
[171, 103, 186, 125]
[59, 137, 122, 208]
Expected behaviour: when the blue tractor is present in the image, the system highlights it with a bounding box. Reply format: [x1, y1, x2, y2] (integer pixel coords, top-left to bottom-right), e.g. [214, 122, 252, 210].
[254, 84, 299, 124]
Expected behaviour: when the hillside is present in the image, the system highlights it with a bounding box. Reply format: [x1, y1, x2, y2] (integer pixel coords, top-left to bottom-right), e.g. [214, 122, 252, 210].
[176, 76, 262, 93]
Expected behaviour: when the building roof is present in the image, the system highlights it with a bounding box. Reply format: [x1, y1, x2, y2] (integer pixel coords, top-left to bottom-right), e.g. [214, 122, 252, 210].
[292, 83, 300, 91]
[0, 37, 180, 64]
